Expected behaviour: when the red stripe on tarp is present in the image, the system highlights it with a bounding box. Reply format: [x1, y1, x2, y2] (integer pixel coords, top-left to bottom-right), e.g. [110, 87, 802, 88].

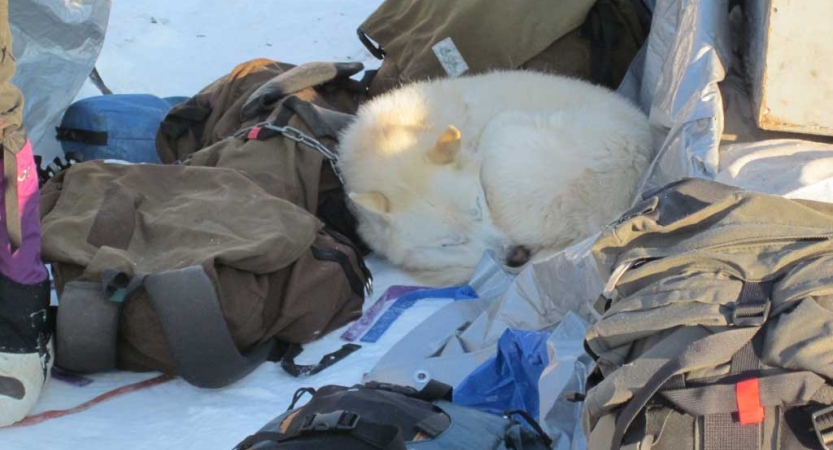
[247, 127, 261, 140]
[736, 378, 765, 425]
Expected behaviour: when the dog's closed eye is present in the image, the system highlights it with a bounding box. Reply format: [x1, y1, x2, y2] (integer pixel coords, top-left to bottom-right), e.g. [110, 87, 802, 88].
[440, 235, 469, 247]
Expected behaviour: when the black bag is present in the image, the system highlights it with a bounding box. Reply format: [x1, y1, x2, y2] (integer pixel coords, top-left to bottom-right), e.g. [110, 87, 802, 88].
[233, 381, 553, 450]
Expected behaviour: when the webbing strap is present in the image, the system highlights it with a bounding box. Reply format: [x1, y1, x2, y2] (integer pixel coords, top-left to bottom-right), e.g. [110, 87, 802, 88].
[55, 127, 108, 146]
[730, 342, 760, 374]
[279, 343, 362, 378]
[701, 281, 774, 450]
[660, 372, 826, 416]
[703, 413, 761, 450]
[141, 266, 276, 389]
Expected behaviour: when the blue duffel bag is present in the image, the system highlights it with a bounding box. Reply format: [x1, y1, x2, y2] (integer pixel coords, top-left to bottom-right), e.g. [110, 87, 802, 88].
[56, 94, 187, 164]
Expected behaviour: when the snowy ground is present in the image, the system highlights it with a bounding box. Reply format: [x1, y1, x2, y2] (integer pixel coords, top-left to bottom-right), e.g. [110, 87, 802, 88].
[1, 1, 460, 449]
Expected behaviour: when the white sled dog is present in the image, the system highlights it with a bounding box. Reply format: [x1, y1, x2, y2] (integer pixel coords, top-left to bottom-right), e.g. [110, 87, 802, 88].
[337, 70, 654, 285]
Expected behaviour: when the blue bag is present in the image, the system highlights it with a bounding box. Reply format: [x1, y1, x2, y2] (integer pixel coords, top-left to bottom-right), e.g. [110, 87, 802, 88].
[452, 328, 551, 420]
[56, 94, 186, 163]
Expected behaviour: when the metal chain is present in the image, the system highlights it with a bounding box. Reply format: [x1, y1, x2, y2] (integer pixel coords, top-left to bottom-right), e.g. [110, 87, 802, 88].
[234, 122, 346, 185]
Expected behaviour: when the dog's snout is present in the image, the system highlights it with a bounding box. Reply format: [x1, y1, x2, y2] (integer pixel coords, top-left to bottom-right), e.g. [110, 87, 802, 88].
[505, 245, 531, 268]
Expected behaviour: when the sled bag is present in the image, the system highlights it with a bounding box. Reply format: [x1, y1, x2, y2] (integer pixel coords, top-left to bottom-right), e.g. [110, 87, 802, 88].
[232, 381, 553, 450]
[56, 94, 184, 164]
[581, 177, 833, 450]
[40, 160, 370, 389]
[357, 0, 650, 96]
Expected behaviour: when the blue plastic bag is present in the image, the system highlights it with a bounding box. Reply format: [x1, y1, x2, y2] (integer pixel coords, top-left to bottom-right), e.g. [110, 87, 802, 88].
[452, 328, 551, 420]
[56, 94, 185, 164]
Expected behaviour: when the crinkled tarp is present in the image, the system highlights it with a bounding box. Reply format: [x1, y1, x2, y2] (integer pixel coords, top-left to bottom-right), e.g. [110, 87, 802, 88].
[367, 0, 833, 448]
[9, 0, 111, 158]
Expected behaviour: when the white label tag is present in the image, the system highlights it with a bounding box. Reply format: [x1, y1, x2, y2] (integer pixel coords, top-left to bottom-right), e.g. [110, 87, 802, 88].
[432, 37, 469, 77]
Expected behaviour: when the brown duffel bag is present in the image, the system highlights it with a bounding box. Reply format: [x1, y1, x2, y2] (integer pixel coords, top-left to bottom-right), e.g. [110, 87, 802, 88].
[41, 160, 370, 388]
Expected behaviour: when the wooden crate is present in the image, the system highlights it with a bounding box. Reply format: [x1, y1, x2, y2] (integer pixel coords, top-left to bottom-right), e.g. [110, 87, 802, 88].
[744, 0, 833, 137]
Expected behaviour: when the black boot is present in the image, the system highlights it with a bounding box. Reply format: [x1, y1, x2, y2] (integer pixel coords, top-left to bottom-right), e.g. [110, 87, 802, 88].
[0, 273, 53, 427]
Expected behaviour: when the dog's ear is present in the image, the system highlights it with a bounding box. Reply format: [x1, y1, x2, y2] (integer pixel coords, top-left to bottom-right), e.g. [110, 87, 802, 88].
[349, 191, 391, 216]
[426, 125, 461, 165]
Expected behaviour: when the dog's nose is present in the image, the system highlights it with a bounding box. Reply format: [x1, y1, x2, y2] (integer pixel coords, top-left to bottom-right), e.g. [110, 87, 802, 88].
[505, 245, 531, 267]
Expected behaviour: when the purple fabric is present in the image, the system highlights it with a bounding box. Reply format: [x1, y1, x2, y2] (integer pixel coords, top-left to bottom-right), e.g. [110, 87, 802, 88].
[0, 140, 48, 284]
[341, 285, 428, 341]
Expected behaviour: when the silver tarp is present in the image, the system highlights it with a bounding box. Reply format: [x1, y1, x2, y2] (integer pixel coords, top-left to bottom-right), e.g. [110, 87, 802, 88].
[9, 0, 111, 160]
[367, 0, 833, 448]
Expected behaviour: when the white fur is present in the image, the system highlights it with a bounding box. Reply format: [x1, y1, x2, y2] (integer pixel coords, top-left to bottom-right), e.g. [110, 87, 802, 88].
[337, 70, 654, 286]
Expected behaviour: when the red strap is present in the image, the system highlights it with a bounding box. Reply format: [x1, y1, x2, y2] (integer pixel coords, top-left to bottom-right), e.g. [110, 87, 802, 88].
[736, 378, 765, 425]
[247, 127, 261, 140]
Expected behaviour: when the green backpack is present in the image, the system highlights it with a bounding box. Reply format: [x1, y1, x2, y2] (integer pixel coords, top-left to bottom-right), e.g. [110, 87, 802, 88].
[581, 177, 833, 450]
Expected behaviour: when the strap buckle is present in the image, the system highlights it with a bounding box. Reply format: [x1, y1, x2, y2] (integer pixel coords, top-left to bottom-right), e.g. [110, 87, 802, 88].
[731, 300, 771, 327]
[299, 410, 359, 434]
[811, 405, 833, 450]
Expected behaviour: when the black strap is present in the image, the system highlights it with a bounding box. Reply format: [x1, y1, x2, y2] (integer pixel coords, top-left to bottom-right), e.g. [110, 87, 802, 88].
[287, 387, 317, 412]
[278, 410, 407, 450]
[322, 227, 373, 286]
[55, 126, 109, 146]
[584, 0, 625, 88]
[356, 27, 385, 59]
[504, 410, 554, 447]
[311, 246, 366, 298]
[361, 379, 453, 402]
[279, 343, 362, 378]
[282, 95, 356, 139]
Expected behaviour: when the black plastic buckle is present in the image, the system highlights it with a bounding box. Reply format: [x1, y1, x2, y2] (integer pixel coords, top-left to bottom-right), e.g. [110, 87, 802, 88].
[299, 410, 359, 434]
[811, 405, 833, 450]
[732, 300, 771, 327]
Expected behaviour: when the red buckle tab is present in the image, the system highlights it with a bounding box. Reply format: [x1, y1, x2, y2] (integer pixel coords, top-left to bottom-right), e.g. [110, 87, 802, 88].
[247, 127, 261, 140]
[736, 378, 765, 425]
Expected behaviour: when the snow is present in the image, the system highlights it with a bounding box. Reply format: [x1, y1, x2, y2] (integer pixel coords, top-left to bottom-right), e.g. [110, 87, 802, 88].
[1, 1, 459, 448]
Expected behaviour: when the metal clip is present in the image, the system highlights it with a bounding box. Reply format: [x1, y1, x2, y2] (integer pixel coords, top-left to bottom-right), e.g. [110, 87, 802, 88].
[812, 405, 833, 450]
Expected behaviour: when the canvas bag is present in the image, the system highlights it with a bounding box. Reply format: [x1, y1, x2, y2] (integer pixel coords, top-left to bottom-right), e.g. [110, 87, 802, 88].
[232, 381, 553, 450]
[40, 160, 370, 389]
[156, 58, 372, 252]
[357, 0, 650, 96]
[579, 177, 833, 450]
